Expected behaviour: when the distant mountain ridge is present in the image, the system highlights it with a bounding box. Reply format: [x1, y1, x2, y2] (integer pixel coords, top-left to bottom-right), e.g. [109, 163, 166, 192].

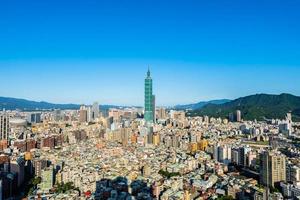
[0, 97, 124, 111]
[188, 93, 300, 121]
[2, 94, 300, 121]
[174, 99, 231, 110]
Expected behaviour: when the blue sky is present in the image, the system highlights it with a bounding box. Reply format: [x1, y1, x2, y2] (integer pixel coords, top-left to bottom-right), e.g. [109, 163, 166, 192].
[0, 0, 300, 106]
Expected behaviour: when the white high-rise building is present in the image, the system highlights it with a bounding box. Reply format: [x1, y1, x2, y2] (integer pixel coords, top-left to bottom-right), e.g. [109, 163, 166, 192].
[87, 106, 93, 122]
[286, 112, 293, 135]
[279, 112, 293, 135]
[92, 102, 100, 119]
[236, 110, 242, 122]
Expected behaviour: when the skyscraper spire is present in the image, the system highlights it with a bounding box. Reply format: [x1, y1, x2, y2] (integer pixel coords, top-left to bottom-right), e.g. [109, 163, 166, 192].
[147, 67, 151, 77]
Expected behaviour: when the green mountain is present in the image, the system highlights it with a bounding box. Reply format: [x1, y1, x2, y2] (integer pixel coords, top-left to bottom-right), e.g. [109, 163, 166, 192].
[174, 99, 231, 110]
[0, 97, 125, 111]
[0, 97, 80, 111]
[187, 93, 300, 121]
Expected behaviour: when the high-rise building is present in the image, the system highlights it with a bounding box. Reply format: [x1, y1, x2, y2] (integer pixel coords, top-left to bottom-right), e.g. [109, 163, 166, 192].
[92, 102, 100, 119]
[260, 150, 286, 187]
[0, 113, 9, 141]
[52, 109, 62, 122]
[10, 157, 25, 187]
[87, 106, 93, 122]
[228, 113, 234, 122]
[247, 151, 257, 168]
[238, 146, 250, 167]
[121, 128, 129, 146]
[217, 145, 232, 165]
[231, 148, 239, 164]
[152, 95, 156, 122]
[236, 110, 242, 122]
[145, 126, 154, 144]
[39, 166, 54, 193]
[79, 105, 88, 123]
[0, 179, 2, 200]
[144, 69, 154, 124]
[286, 164, 300, 183]
[158, 108, 167, 119]
[286, 112, 293, 135]
[27, 112, 41, 124]
[153, 134, 160, 146]
[33, 159, 48, 177]
[170, 110, 185, 121]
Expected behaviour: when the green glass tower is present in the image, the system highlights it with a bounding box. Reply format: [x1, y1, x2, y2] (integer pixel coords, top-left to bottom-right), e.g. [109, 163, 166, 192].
[144, 69, 154, 123]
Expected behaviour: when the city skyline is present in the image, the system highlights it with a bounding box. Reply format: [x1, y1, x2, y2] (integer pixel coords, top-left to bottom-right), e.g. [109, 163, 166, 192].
[1, 0, 300, 106]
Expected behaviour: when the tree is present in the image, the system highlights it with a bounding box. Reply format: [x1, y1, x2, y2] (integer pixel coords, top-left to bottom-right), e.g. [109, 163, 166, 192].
[217, 195, 234, 200]
[55, 182, 75, 194]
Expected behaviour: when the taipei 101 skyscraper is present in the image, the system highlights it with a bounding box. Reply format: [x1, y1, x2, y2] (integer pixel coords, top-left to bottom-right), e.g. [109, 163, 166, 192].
[144, 68, 155, 124]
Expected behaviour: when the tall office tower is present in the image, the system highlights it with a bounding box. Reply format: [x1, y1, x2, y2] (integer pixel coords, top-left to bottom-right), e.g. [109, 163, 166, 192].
[147, 131, 153, 144]
[158, 108, 167, 119]
[79, 105, 88, 123]
[286, 112, 293, 135]
[236, 110, 242, 122]
[260, 150, 286, 188]
[213, 143, 219, 161]
[52, 109, 62, 122]
[87, 106, 93, 122]
[144, 69, 154, 124]
[231, 148, 239, 164]
[92, 102, 100, 119]
[238, 146, 251, 167]
[27, 112, 41, 124]
[228, 113, 234, 122]
[0, 113, 9, 141]
[10, 157, 25, 187]
[217, 145, 232, 165]
[152, 95, 156, 122]
[121, 128, 129, 146]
